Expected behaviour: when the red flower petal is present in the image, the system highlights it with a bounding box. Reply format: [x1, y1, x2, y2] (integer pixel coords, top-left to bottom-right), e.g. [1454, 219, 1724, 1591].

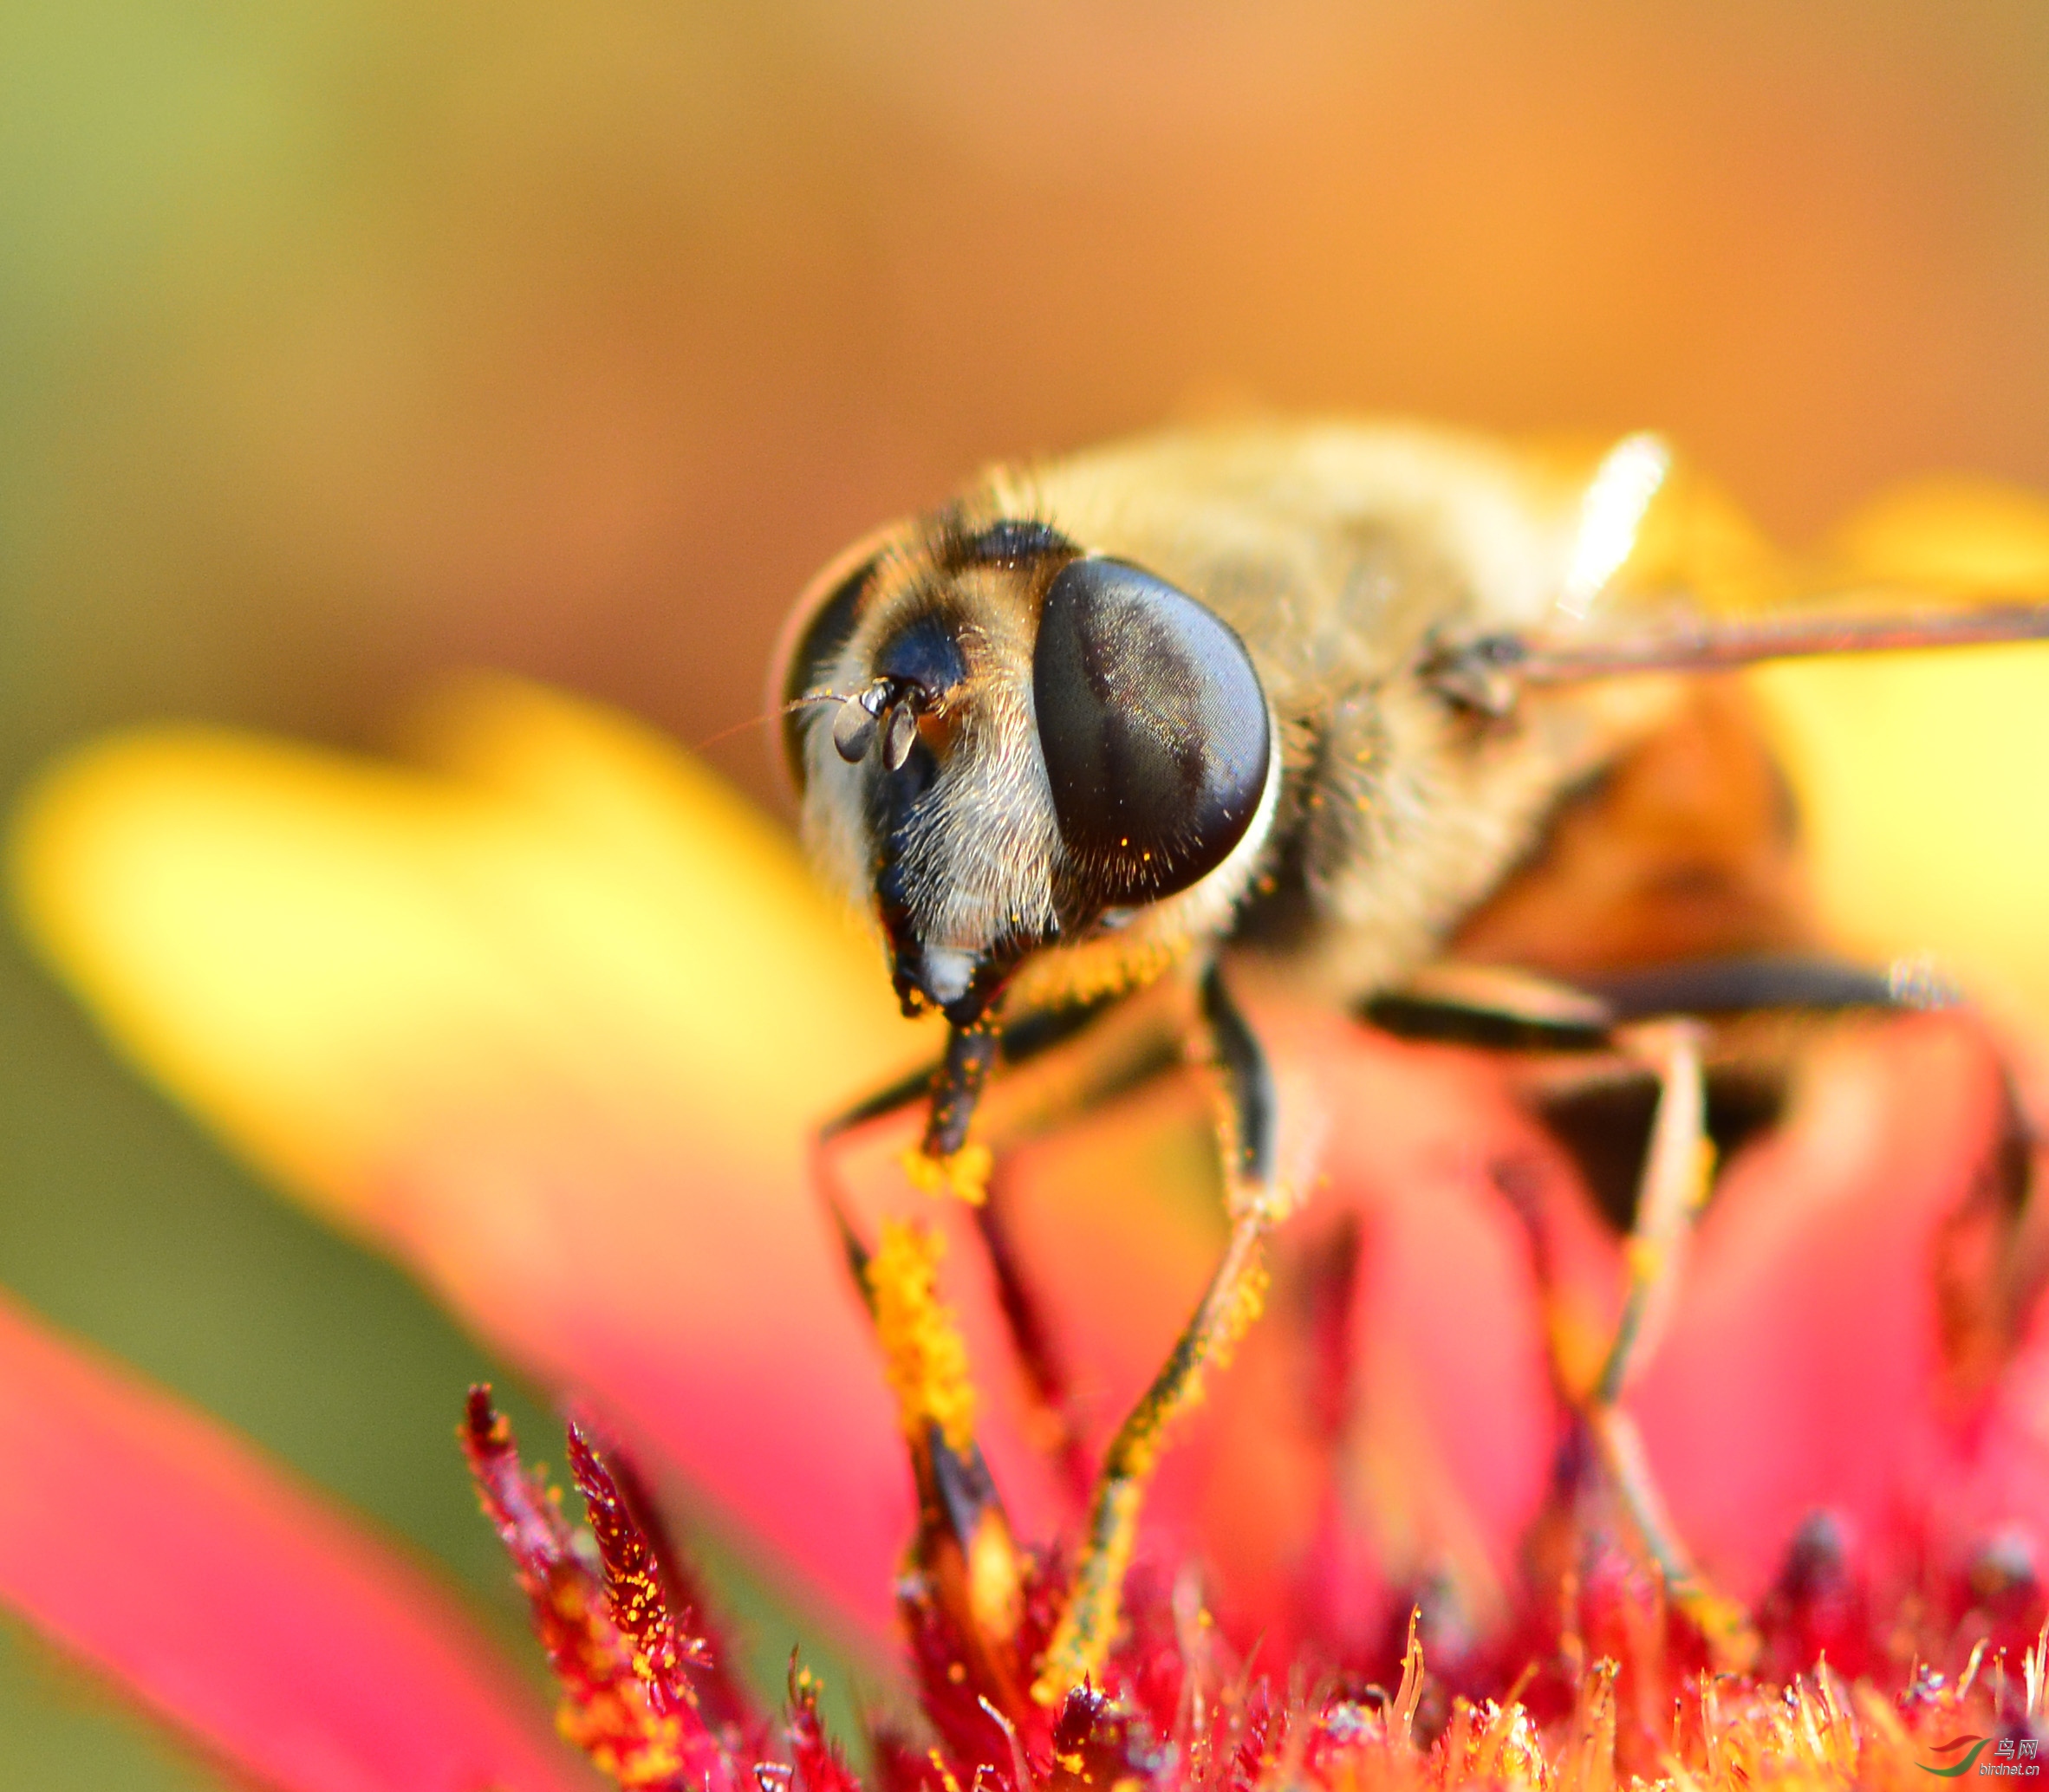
[22, 673, 2049, 1680]
[0, 1290, 587, 1792]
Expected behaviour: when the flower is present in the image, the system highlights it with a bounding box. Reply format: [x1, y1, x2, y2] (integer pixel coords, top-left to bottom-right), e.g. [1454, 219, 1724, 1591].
[6, 475, 2049, 1787]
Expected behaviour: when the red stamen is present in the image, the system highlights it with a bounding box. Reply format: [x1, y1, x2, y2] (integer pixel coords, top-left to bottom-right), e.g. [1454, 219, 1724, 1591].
[461, 1386, 743, 1792]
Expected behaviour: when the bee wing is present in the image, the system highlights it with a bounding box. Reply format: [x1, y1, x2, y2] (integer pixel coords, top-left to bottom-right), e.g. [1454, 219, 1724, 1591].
[10, 675, 946, 1645]
[1485, 471, 2049, 1041]
[1509, 597, 2049, 683]
[1506, 469, 2049, 679]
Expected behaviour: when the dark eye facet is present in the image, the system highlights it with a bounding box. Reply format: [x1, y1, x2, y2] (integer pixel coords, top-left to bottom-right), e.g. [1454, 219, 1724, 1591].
[1032, 558, 1271, 907]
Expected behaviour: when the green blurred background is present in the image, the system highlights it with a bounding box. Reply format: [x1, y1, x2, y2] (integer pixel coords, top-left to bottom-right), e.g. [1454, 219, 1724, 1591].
[4, 3, 2049, 1782]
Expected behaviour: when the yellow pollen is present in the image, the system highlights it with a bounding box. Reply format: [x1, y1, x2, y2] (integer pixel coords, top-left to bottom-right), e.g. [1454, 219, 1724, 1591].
[1687, 1133, 1718, 1212]
[1032, 1480, 1148, 1704]
[901, 1142, 992, 1205]
[864, 1219, 979, 1452]
[1212, 1259, 1270, 1367]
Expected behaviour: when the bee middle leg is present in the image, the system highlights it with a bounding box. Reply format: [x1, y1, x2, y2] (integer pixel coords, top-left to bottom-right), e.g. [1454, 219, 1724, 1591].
[1570, 1020, 1760, 1668]
[1363, 960, 1935, 1667]
[1031, 960, 1288, 1704]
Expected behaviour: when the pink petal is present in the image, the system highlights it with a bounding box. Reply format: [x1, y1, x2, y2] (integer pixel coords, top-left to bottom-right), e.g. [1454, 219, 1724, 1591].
[26, 675, 2049, 1670]
[1630, 1010, 2036, 1599]
[1183, 1011, 1579, 1654]
[0, 1289, 589, 1792]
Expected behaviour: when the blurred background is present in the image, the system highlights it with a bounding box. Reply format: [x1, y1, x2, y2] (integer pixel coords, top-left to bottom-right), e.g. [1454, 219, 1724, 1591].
[3, 2, 2048, 1781]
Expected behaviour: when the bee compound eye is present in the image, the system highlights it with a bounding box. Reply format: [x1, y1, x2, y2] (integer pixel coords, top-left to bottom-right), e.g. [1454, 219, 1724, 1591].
[1032, 558, 1271, 906]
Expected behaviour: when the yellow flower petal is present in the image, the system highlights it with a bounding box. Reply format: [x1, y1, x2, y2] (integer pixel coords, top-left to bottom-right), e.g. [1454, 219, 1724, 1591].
[11, 675, 923, 1208]
[1753, 477, 2049, 1042]
[8, 674, 945, 1639]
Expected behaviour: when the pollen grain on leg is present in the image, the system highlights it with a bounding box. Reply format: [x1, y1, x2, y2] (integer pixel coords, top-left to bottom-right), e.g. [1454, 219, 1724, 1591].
[1033, 1215, 1272, 1707]
[864, 1219, 979, 1453]
[902, 1142, 995, 1206]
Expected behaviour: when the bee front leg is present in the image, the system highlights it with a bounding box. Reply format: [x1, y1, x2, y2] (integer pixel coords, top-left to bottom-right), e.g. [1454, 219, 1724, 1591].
[816, 991, 1188, 1483]
[1577, 1018, 1760, 1672]
[897, 1018, 1002, 1201]
[810, 1012, 1013, 1263]
[812, 993, 1198, 1725]
[811, 990, 1179, 1261]
[1031, 961, 1285, 1706]
[809, 1048, 951, 1292]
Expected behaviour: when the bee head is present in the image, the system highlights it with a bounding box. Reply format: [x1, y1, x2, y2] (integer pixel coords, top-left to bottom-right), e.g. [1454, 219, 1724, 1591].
[777, 513, 1274, 1025]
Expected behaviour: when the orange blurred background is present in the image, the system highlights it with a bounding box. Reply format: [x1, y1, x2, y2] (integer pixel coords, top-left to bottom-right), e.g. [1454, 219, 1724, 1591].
[3, 4, 2048, 1782]
[10, 2, 2049, 812]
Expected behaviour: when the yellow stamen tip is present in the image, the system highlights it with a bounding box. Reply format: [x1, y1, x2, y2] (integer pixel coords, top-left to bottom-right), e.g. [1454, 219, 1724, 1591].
[966, 1506, 1023, 1642]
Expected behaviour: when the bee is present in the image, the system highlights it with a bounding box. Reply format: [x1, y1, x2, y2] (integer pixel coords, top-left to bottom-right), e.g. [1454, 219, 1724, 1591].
[772, 420, 2049, 1695]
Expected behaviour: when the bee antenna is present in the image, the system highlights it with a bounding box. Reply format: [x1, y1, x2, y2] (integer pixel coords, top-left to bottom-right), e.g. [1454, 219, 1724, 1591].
[689, 692, 845, 755]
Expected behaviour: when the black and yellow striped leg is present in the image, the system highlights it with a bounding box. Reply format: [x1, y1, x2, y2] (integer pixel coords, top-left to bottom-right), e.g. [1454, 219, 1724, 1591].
[1031, 961, 1285, 1704]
